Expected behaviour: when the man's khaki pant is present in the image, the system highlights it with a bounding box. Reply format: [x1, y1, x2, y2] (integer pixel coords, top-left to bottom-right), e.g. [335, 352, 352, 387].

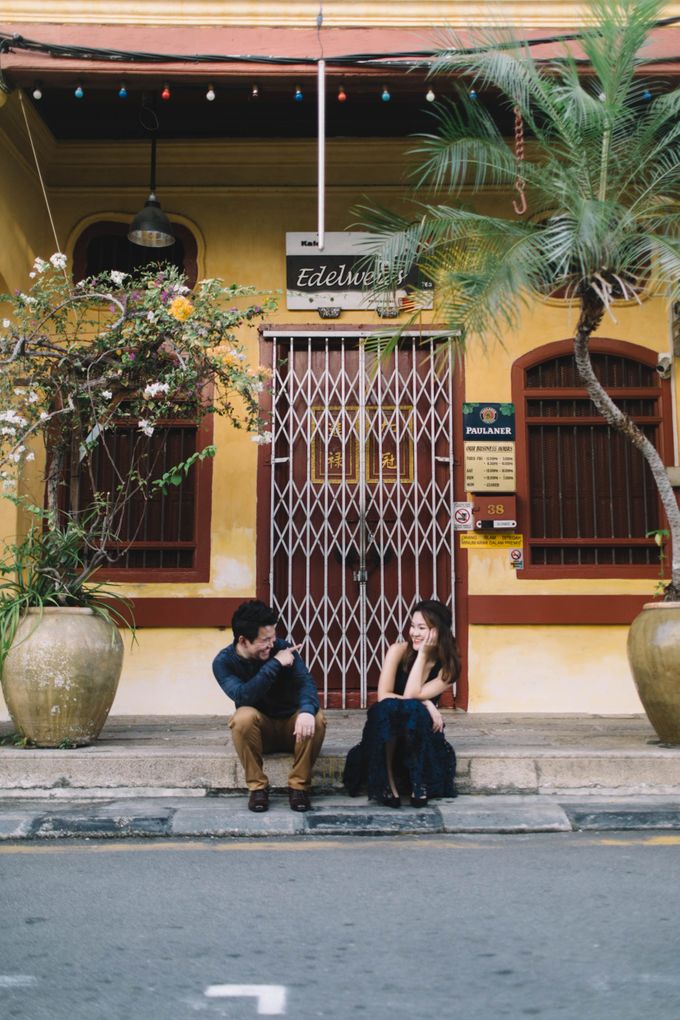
[229, 707, 327, 791]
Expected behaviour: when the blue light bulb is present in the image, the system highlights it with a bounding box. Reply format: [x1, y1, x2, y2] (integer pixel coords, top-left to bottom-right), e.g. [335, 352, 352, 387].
[294, 86, 303, 102]
[642, 89, 653, 101]
[118, 85, 127, 99]
[381, 86, 391, 102]
[74, 85, 84, 99]
[469, 89, 478, 101]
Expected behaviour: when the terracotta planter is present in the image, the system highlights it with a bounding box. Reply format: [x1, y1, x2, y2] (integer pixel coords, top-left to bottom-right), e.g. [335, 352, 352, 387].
[1, 607, 124, 747]
[627, 601, 680, 746]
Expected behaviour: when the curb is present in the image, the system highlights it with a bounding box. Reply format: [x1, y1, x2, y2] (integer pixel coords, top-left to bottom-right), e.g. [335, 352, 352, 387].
[2, 794, 680, 840]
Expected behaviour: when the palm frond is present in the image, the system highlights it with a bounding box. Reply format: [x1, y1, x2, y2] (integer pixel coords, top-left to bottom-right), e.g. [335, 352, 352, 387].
[410, 93, 517, 191]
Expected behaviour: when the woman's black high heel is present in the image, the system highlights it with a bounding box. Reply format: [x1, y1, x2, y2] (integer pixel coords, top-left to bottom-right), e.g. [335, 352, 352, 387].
[379, 791, 402, 809]
[410, 787, 428, 808]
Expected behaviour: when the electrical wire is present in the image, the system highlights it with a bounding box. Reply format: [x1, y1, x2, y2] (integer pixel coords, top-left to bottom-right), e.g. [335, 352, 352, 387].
[17, 89, 65, 275]
[0, 18, 678, 73]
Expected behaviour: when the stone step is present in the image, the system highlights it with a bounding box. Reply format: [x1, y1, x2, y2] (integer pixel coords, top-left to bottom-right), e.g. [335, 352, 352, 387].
[1, 713, 680, 798]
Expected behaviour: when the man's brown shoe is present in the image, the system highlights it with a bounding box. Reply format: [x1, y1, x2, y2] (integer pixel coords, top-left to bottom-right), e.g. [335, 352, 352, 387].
[248, 789, 270, 813]
[288, 788, 311, 812]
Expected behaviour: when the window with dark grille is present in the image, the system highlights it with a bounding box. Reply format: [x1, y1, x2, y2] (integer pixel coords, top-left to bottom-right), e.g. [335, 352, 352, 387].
[515, 343, 669, 575]
[67, 415, 213, 582]
[67, 221, 210, 581]
[87, 422, 194, 570]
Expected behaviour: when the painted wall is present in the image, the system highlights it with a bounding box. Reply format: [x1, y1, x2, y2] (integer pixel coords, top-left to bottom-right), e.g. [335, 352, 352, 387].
[468, 625, 644, 713]
[0, 94, 674, 718]
[8, 0, 674, 29]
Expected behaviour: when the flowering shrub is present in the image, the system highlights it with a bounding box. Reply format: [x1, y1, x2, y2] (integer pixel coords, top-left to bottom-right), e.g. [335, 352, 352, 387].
[0, 254, 275, 594]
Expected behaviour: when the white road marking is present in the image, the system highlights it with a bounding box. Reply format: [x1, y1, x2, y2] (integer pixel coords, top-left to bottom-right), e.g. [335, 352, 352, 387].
[205, 984, 287, 1014]
[0, 975, 37, 988]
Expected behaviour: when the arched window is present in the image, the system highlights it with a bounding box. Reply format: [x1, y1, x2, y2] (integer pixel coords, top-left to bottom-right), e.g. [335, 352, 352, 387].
[513, 339, 673, 578]
[68, 220, 209, 582]
[72, 220, 198, 287]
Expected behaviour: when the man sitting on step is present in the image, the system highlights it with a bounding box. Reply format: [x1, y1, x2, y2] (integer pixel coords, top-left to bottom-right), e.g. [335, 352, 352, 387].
[212, 600, 326, 813]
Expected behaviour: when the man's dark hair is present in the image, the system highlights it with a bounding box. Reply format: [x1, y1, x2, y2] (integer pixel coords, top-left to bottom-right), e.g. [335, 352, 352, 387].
[231, 600, 278, 643]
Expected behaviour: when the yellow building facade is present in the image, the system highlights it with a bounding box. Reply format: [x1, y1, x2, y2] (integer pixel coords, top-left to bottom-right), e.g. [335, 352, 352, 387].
[1, 2, 679, 718]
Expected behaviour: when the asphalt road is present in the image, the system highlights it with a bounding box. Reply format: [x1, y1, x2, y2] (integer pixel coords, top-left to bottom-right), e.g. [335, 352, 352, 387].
[1, 833, 679, 1019]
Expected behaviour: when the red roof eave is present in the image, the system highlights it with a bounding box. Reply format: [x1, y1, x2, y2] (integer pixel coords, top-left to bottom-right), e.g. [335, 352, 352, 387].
[1, 22, 678, 83]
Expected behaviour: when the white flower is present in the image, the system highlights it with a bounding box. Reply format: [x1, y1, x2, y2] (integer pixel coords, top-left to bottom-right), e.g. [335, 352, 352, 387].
[29, 271, 36, 279]
[20, 295, 36, 306]
[32, 257, 48, 274]
[25, 452, 35, 462]
[143, 382, 170, 400]
[10, 451, 22, 463]
[251, 380, 265, 394]
[251, 431, 273, 445]
[110, 270, 128, 286]
[138, 419, 155, 437]
[13, 388, 26, 397]
[0, 409, 27, 426]
[39, 411, 50, 421]
[28, 391, 39, 404]
[50, 252, 68, 269]
[2, 319, 10, 328]
[146, 311, 156, 323]
[101, 390, 113, 400]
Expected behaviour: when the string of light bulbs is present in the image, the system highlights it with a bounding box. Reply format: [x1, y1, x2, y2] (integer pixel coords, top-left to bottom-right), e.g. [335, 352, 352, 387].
[26, 80, 443, 102]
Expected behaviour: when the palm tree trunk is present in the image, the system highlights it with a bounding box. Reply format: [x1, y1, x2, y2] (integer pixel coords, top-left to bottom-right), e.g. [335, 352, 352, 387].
[573, 292, 680, 600]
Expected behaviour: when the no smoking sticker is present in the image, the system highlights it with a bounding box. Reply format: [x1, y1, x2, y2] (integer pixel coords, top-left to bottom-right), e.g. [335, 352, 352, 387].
[453, 502, 473, 530]
[510, 547, 524, 569]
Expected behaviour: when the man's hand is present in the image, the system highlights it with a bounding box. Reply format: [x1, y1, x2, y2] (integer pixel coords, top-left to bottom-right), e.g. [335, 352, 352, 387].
[294, 711, 316, 742]
[274, 643, 302, 668]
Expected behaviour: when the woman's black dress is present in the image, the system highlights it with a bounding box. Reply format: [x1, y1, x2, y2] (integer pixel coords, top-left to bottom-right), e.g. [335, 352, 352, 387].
[342, 660, 456, 801]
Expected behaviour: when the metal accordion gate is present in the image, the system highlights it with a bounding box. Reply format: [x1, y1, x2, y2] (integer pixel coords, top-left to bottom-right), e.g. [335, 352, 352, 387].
[261, 330, 457, 709]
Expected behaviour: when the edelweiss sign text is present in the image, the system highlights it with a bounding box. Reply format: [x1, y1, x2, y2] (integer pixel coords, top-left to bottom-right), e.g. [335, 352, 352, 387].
[286, 232, 433, 311]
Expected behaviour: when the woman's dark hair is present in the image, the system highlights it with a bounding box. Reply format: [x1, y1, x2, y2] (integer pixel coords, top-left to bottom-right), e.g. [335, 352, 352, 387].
[401, 598, 460, 686]
[231, 600, 278, 642]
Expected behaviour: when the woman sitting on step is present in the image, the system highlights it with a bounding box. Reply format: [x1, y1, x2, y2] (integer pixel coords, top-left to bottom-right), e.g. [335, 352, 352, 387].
[343, 599, 459, 808]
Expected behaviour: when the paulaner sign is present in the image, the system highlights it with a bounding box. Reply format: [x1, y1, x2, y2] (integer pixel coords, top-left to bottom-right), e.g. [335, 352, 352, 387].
[463, 403, 516, 441]
[286, 232, 433, 311]
[463, 403, 517, 492]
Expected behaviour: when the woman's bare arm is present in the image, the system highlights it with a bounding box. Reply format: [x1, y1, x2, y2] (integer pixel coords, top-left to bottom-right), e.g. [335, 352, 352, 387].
[377, 643, 408, 701]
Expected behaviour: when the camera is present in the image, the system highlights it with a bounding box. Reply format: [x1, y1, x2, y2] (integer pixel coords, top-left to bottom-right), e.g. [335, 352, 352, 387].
[656, 354, 672, 380]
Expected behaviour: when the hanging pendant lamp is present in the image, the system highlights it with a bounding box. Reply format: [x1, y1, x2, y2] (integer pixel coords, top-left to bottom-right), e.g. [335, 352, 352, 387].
[128, 136, 175, 248]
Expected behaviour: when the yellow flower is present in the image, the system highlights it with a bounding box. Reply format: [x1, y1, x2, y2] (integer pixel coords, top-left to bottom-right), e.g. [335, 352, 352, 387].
[168, 296, 194, 321]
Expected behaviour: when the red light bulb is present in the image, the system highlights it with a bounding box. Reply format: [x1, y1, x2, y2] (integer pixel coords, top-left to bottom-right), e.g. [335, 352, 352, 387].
[161, 84, 171, 101]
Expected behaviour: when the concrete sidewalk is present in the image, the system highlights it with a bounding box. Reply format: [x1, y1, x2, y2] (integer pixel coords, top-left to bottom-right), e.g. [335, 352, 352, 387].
[1, 713, 680, 839]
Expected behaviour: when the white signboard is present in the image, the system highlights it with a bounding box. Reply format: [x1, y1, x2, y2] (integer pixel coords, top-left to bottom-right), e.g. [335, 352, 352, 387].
[286, 232, 433, 311]
[464, 441, 516, 492]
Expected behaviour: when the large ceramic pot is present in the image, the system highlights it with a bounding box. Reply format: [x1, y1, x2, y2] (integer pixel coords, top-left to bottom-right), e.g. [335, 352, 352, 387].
[1, 607, 124, 747]
[627, 601, 680, 746]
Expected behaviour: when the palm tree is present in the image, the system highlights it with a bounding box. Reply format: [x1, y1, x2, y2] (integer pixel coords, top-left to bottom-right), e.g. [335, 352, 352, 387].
[359, 0, 680, 595]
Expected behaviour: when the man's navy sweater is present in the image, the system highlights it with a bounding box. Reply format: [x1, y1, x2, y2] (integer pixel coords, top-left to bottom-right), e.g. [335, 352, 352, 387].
[212, 639, 320, 718]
